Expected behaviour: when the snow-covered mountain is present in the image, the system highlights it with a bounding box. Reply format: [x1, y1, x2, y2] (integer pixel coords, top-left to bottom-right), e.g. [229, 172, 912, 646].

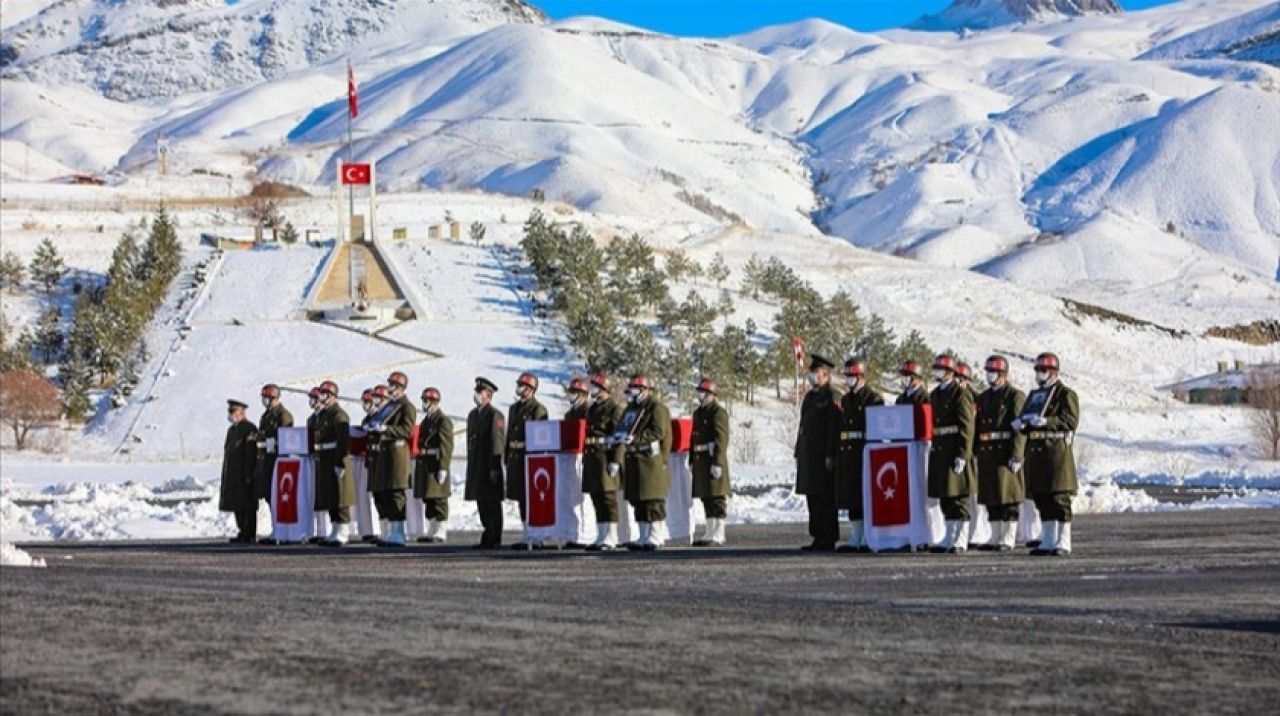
[913, 0, 1122, 31]
[2, 0, 1278, 330]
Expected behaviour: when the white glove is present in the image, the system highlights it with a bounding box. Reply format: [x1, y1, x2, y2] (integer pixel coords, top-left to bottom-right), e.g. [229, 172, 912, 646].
[436, 470, 448, 485]
[265, 437, 276, 452]
[1008, 458, 1023, 473]
[952, 457, 966, 474]
[1030, 415, 1047, 428]
[334, 467, 344, 478]
[622, 434, 634, 445]
[1011, 418, 1023, 432]
[711, 466, 723, 480]
[607, 463, 620, 477]
[367, 423, 383, 433]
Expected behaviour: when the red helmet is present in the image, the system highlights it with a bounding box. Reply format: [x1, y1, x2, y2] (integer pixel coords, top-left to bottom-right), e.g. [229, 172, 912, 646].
[387, 371, 408, 388]
[628, 374, 653, 390]
[517, 372, 539, 391]
[308, 386, 322, 400]
[956, 363, 973, 381]
[899, 361, 922, 378]
[695, 379, 717, 395]
[932, 354, 957, 372]
[260, 384, 281, 399]
[319, 380, 338, 397]
[372, 385, 390, 400]
[843, 359, 867, 378]
[567, 378, 588, 394]
[361, 388, 374, 402]
[421, 387, 441, 402]
[1035, 353, 1060, 371]
[984, 355, 1009, 374]
[589, 373, 609, 390]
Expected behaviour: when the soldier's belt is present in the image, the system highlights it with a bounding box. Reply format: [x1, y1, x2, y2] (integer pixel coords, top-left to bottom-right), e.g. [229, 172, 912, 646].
[1029, 431, 1072, 440]
[978, 432, 1013, 442]
[313, 441, 338, 451]
[424, 448, 441, 457]
[839, 431, 865, 441]
[692, 443, 715, 453]
[934, 426, 960, 436]
[585, 437, 607, 446]
[627, 442, 660, 456]
[507, 441, 525, 450]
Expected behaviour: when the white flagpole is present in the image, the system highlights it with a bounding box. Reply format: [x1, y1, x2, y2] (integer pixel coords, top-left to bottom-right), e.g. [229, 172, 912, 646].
[347, 60, 356, 239]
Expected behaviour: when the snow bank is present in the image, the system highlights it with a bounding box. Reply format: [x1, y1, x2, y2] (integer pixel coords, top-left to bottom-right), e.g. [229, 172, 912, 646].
[0, 541, 45, 568]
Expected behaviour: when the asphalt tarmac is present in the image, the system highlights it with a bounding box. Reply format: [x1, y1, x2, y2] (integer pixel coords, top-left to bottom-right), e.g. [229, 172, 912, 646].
[3, 511, 1278, 714]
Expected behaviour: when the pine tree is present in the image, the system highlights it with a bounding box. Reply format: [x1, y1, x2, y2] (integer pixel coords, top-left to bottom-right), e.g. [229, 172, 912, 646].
[60, 355, 94, 422]
[32, 307, 63, 364]
[708, 253, 730, 288]
[0, 251, 24, 292]
[278, 221, 300, 245]
[29, 238, 66, 294]
[469, 221, 487, 246]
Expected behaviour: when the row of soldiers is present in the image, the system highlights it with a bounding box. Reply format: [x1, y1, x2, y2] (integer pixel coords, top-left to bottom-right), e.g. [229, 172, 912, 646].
[220, 369, 732, 551]
[797, 351, 1079, 556]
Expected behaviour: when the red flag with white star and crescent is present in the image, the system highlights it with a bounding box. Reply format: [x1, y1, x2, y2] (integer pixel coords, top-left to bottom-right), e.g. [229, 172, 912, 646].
[274, 458, 300, 525]
[869, 445, 910, 527]
[347, 60, 359, 119]
[526, 455, 556, 528]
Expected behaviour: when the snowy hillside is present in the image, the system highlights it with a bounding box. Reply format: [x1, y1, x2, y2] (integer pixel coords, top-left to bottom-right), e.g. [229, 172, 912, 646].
[1141, 2, 1280, 64]
[912, 0, 1122, 31]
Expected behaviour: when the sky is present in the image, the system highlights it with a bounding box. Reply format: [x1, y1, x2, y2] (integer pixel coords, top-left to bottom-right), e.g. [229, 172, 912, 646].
[534, 0, 1183, 36]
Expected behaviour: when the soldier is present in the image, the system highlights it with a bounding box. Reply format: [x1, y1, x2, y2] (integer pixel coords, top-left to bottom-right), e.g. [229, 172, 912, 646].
[561, 378, 591, 549]
[413, 387, 454, 544]
[304, 386, 326, 545]
[928, 355, 976, 553]
[896, 361, 928, 407]
[254, 383, 294, 545]
[974, 356, 1026, 552]
[955, 362, 981, 546]
[620, 375, 672, 551]
[219, 399, 259, 543]
[465, 377, 506, 549]
[313, 381, 352, 548]
[835, 359, 884, 553]
[690, 379, 731, 547]
[368, 371, 416, 548]
[1013, 353, 1079, 557]
[357, 387, 382, 543]
[506, 372, 548, 551]
[582, 374, 624, 551]
[795, 355, 842, 552]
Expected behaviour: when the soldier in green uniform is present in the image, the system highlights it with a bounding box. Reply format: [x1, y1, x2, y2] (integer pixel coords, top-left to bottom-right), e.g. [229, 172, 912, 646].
[369, 371, 416, 548]
[506, 372, 549, 550]
[690, 379, 731, 547]
[254, 384, 293, 545]
[1014, 353, 1079, 557]
[795, 355, 842, 551]
[560, 378, 591, 549]
[359, 387, 383, 543]
[955, 362, 981, 547]
[974, 356, 1026, 552]
[582, 374, 624, 551]
[620, 375, 672, 551]
[835, 359, 884, 553]
[928, 355, 976, 553]
[465, 377, 506, 549]
[313, 381, 352, 547]
[896, 361, 928, 407]
[413, 386, 454, 544]
[219, 399, 259, 543]
[304, 386, 325, 545]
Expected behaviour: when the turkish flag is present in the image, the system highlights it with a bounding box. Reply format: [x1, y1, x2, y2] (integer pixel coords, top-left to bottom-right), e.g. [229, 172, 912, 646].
[792, 336, 804, 363]
[869, 445, 910, 527]
[526, 455, 556, 528]
[341, 163, 371, 185]
[347, 60, 358, 119]
[274, 458, 301, 524]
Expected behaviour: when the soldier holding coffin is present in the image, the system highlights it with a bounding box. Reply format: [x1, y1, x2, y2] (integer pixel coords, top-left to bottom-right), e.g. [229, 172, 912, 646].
[795, 355, 842, 551]
[413, 387, 454, 544]
[583, 374, 625, 551]
[358, 387, 383, 542]
[1013, 353, 1080, 557]
[620, 375, 672, 551]
[219, 399, 259, 543]
[313, 381, 352, 547]
[506, 372, 549, 550]
[254, 383, 294, 545]
[304, 386, 325, 545]
[974, 356, 1026, 552]
[835, 359, 884, 553]
[465, 377, 506, 549]
[690, 378, 731, 547]
[928, 355, 976, 554]
[368, 371, 416, 548]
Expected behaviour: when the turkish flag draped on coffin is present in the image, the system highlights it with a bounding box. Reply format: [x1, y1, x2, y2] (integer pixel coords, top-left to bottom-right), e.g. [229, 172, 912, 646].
[526, 455, 557, 528]
[868, 445, 911, 526]
[274, 457, 301, 524]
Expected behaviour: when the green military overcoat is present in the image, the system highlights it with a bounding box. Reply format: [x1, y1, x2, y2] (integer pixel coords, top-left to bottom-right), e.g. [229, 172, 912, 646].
[1019, 382, 1080, 496]
[975, 383, 1027, 506]
[219, 420, 258, 512]
[928, 382, 975, 499]
[583, 398, 624, 494]
[623, 398, 672, 503]
[504, 398, 548, 500]
[370, 395, 416, 491]
[413, 409, 455, 500]
[253, 404, 293, 499]
[835, 385, 884, 512]
[313, 404, 353, 510]
[464, 403, 506, 502]
[690, 401, 731, 499]
[795, 384, 842, 496]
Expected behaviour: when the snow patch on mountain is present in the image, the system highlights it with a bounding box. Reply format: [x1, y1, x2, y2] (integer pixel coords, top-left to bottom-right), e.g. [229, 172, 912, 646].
[914, 0, 1123, 31]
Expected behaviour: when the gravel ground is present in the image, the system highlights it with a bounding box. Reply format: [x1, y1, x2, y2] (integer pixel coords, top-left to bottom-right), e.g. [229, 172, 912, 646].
[3, 511, 1279, 715]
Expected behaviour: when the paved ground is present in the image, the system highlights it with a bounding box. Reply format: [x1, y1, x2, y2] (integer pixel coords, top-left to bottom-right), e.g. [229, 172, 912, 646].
[3, 512, 1278, 715]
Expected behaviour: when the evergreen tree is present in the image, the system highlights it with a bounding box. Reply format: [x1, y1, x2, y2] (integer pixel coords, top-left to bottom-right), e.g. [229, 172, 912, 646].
[60, 355, 95, 422]
[138, 205, 182, 300]
[0, 251, 24, 292]
[32, 306, 63, 364]
[29, 238, 66, 294]
[278, 221, 299, 245]
[855, 315, 899, 387]
[707, 252, 730, 287]
[469, 221, 487, 246]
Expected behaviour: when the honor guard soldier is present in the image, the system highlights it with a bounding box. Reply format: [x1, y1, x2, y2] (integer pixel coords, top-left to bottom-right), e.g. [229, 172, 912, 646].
[896, 361, 928, 406]
[835, 359, 884, 553]
[583, 374, 624, 551]
[506, 372, 548, 550]
[413, 387, 454, 544]
[974, 356, 1026, 552]
[1013, 353, 1079, 557]
[620, 375, 672, 551]
[254, 384, 293, 545]
[313, 381, 352, 547]
[561, 378, 591, 549]
[928, 355, 976, 553]
[219, 399, 259, 543]
[358, 387, 382, 542]
[304, 386, 325, 545]
[465, 377, 506, 549]
[369, 371, 416, 548]
[690, 379, 731, 547]
[795, 354, 842, 551]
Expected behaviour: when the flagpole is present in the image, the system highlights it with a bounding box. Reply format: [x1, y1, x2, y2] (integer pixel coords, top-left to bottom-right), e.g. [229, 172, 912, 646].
[347, 59, 356, 241]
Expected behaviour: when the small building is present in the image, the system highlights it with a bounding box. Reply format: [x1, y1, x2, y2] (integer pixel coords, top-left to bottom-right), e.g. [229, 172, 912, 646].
[200, 231, 256, 251]
[1159, 362, 1280, 405]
